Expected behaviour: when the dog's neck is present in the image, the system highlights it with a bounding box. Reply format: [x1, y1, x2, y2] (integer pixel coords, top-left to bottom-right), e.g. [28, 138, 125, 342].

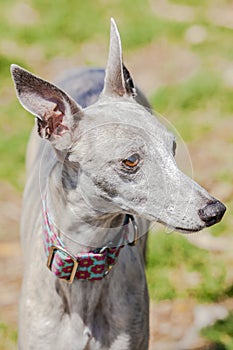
[45, 165, 126, 254]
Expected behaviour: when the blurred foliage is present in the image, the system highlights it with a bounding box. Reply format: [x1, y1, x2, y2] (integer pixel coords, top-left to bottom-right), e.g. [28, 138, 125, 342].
[202, 313, 233, 350]
[0, 323, 17, 350]
[146, 230, 227, 302]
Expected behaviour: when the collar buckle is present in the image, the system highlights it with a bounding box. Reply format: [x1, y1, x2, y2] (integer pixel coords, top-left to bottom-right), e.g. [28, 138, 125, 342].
[127, 216, 138, 246]
[47, 245, 79, 284]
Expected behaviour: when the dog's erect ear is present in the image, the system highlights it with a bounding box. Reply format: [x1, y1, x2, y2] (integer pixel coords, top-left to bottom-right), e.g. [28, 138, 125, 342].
[102, 18, 136, 98]
[10, 64, 83, 151]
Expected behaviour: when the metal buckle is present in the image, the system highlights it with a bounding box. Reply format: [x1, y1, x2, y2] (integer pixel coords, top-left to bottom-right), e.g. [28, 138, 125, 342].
[128, 217, 139, 246]
[47, 245, 79, 284]
[103, 264, 113, 277]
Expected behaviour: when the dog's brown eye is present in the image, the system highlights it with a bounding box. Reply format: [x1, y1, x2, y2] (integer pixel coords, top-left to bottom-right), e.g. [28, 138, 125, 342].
[122, 154, 140, 168]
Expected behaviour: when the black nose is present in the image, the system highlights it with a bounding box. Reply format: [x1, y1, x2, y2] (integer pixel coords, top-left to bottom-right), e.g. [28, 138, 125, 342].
[198, 200, 226, 227]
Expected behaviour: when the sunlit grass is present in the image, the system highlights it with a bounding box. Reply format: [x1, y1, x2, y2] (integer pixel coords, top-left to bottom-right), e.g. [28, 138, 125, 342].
[0, 323, 17, 350]
[202, 313, 233, 350]
[146, 230, 228, 302]
[0, 102, 33, 189]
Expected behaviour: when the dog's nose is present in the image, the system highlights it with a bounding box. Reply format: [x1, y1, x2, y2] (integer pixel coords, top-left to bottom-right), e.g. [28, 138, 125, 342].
[198, 200, 226, 227]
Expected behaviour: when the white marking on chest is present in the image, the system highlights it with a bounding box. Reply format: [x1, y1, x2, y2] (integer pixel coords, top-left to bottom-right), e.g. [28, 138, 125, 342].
[109, 333, 130, 350]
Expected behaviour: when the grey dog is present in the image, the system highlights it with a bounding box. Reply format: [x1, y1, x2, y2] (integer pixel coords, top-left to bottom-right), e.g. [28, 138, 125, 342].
[11, 19, 225, 350]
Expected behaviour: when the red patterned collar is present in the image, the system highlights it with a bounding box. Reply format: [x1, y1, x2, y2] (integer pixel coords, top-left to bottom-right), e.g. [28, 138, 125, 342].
[42, 199, 138, 283]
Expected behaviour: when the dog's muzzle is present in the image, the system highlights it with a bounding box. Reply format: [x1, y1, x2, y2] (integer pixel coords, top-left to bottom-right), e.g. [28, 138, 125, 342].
[198, 200, 226, 227]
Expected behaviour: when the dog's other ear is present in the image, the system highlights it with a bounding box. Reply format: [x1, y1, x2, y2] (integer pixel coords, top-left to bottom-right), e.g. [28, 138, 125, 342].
[10, 64, 83, 151]
[102, 18, 136, 98]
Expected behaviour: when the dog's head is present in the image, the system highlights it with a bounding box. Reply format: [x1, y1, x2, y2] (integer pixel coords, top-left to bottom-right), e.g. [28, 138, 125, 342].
[11, 19, 226, 233]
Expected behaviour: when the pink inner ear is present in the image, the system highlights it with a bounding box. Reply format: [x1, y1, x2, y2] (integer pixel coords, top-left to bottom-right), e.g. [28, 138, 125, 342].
[37, 105, 68, 139]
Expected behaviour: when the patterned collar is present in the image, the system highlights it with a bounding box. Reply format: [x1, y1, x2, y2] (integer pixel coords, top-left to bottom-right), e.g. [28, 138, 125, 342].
[42, 199, 138, 283]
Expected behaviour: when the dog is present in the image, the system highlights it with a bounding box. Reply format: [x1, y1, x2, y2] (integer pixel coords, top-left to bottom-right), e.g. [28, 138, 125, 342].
[11, 18, 226, 350]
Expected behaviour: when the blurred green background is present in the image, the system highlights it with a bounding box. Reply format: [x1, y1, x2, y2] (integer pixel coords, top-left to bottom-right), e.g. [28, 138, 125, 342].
[0, 0, 232, 349]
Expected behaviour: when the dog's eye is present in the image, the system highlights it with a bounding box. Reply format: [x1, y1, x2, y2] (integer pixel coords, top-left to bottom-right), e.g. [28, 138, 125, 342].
[122, 154, 140, 168]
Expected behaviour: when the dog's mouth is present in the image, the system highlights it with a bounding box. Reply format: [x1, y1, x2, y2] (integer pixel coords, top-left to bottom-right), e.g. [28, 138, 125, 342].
[129, 210, 204, 234]
[154, 217, 204, 234]
[124, 209, 205, 234]
[173, 226, 203, 234]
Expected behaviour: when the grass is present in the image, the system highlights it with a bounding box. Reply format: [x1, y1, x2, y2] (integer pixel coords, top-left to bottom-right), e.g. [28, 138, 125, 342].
[0, 323, 17, 350]
[151, 70, 233, 142]
[0, 0, 232, 348]
[202, 314, 233, 350]
[0, 103, 33, 189]
[146, 230, 227, 302]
